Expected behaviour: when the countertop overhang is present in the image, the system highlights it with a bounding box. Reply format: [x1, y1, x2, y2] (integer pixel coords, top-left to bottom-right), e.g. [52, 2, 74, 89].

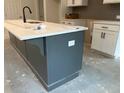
[4, 20, 88, 40]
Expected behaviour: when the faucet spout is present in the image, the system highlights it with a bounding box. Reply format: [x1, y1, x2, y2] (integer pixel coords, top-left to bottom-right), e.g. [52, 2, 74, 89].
[23, 6, 32, 23]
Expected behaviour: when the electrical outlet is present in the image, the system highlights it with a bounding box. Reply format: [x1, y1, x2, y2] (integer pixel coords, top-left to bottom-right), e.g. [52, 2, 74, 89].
[68, 40, 75, 47]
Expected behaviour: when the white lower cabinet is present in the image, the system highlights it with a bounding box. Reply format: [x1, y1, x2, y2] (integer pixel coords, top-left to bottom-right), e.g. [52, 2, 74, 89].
[91, 21, 120, 57]
[101, 31, 118, 55]
[91, 30, 104, 52]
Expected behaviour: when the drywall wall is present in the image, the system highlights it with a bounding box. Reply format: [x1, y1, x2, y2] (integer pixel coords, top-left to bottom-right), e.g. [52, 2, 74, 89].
[44, 0, 60, 23]
[4, 0, 22, 19]
[4, 0, 39, 20]
[39, 0, 44, 20]
[21, 0, 39, 20]
[59, 0, 72, 20]
[73, 0, 120, 20]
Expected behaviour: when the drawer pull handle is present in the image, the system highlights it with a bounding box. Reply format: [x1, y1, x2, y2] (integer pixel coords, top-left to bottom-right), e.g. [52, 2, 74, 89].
[101, 32, 103, 38]
[101, 26, 108, 29]
[103, 33, 106, 39]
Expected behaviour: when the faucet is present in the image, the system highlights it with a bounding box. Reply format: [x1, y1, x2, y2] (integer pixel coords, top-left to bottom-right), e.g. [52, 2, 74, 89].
[23, 6, 32, 23]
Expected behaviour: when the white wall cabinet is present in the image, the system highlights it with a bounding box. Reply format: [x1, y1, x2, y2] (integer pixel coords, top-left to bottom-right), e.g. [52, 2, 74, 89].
[67, 0, 88, 7]
[91, 21, 120, 57]
[103, 0, 120, 4]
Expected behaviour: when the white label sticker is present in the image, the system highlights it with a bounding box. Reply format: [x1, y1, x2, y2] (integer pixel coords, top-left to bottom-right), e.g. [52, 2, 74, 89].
[68, 40, 75, 47]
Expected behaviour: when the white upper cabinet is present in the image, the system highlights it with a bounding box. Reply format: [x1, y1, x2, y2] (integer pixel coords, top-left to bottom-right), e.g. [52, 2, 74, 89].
[103, 0, 120, 4]
[67, 0, 88, 7]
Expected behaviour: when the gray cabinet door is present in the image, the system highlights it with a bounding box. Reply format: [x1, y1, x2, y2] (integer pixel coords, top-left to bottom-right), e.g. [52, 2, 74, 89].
[46, 32, 84, 84]
[25, 38, 48, 83]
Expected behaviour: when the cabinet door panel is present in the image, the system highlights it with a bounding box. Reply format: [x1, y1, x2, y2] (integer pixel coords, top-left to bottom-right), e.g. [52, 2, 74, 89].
[75, 0, 82, 6]
[102, 31, 118, 55]
[91, 30, 103, 51]
[67, 0, 73, 6]
[67, 0, 87, 7]
[103, 0, 120, 4]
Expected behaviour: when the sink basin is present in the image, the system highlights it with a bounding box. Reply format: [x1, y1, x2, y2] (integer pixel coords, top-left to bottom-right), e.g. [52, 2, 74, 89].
[27, 21, 42, 24]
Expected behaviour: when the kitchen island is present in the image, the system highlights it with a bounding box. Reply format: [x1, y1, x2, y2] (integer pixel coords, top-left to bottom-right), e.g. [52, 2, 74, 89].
[4, 20, 88, 91]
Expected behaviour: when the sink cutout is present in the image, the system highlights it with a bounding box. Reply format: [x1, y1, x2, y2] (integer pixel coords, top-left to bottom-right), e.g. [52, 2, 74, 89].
[27, 21, 42, 24]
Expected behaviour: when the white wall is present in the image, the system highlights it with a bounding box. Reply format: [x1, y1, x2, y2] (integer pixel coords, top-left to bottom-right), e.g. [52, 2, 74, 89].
[85, 20, 94, 45]
[44, 0, 60, 23]
[4, 0, 22, 19]
[43, 0, 72, 23]
[4, 0, 39, 20]
[59, 0, 72, 21]
[21, 0, 39, 20]
[39, 0, 44, 21]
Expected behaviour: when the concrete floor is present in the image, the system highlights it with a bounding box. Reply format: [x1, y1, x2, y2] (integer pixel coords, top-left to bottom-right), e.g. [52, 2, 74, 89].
[4, 31, 120, 93]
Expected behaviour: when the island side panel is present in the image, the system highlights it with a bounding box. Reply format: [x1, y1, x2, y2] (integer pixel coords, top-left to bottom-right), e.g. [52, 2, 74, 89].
[16, 39, 27, 58]
[9, 32, 17, 47]
[9, 32, 27, 58]
[46, 31, 84, 85]
[9, 32, 49, 88]
[25, 38, 48, 84]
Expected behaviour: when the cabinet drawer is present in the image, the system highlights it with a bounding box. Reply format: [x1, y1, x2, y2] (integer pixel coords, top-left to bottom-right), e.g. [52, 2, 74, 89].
[94, 24, 120, 31]
[93, 29, 117, 36]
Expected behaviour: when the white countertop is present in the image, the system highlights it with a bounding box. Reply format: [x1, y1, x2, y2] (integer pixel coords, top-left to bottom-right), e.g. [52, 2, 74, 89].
[93, 20, 120, 25]
[4, 20, 88, 40]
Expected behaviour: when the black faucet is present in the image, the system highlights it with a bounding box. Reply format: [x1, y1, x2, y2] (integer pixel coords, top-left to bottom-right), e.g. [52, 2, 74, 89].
[23, 6, 32, 23]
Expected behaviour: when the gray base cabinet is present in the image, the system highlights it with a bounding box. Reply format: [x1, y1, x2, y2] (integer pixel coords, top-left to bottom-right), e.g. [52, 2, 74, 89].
[9, 31, 84, 91]
[26, 38, 48, 84]
[9, 33, 27, 58]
